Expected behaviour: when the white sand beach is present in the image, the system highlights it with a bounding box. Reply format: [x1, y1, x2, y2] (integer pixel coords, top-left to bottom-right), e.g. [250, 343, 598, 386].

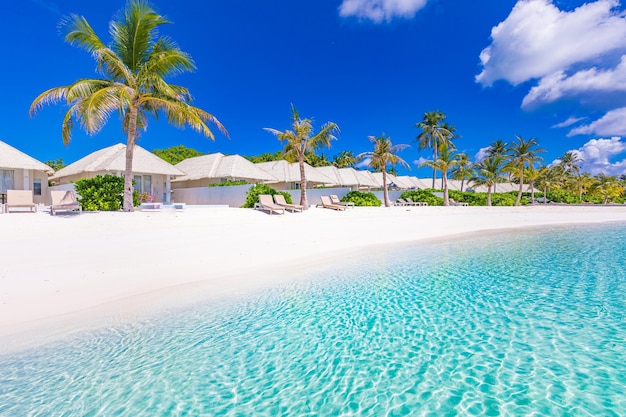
[1, 205, 626, 351]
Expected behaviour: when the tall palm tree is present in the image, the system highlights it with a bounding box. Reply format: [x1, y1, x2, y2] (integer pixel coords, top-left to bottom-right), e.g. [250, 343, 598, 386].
[569, 173, 597, 203]
[559, 151, 583, 176]
[449, 153, 474, 192]
[333, 150, 356, 168]
[486, 139, 507, 192]
[508, 135, 545, 206]
[419, 143, 460, 206]
[30, 1, 227, 211]
[535, 166, 561, 204]
[593, 173, 624, 204]
[524, 163, 541, 203]
[470, 155, 507, 206]
[265, 104, 339, 209]
[357, 134, 409, 207]
[415, 111, 450, 188]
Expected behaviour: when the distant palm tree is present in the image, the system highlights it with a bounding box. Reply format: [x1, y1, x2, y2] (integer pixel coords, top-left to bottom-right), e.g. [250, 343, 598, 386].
[524, 163, 541, 203]
[30, 1, 227, 211]
[450, 153, 474, 192]
[559, 151, 583, 176]
[333, 150, 356, 168]
[265, 104, 339, 209]
[569, 173, 597, 203]
[593, 173, 624, 204]
[508, 135, 545, 206]
[486, 139, 508, 192]
[357, 134, 409, 207]
[536, 166, 562, 204]
[420, 143, 460, 206]
[470, 155, 508, 206]
[415, 111, 450, 188]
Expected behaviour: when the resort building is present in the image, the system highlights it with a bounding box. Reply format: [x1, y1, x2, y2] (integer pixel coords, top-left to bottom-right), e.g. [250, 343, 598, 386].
[255, 160, 334, 190]
[50, 143, 184, 203]
[0, 140, 53, 205]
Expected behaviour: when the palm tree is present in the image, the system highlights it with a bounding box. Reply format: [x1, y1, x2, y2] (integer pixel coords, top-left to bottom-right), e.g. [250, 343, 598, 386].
[357, 134, 409, 207]
[333, 150, 356, 168]
[30, 1, 227, 211]
[449, 153, 474, 192]
[524, 163, 541, 203]
[593, 173, 624, 204]
[569, 172, 596, 203]
[265, 105, 339, 209]
[486, 140, 507, 192]
[470, 155, 508, 206]
[559, 151, 583, 176]
[415, 111, 451, 188]
[508, 135, 545, 206]
[419, 143, 460, 206]
[535, 166, 562, 204]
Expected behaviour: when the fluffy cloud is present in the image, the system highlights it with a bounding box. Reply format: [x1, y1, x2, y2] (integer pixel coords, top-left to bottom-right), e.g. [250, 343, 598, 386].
[568, 107, 626, 136]
[476, 0, 626, 86]
[413, 156, 429, 166]
[563, 137, 626, 175]
[338, 0, 428, 22]
[523, 56, 626, 108]
[474, 147, 491, 163]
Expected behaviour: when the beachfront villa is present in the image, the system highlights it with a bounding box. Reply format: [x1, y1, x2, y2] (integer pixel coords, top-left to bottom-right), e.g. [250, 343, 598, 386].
[171, 153, 278, 188]
[315, 166, 379, 191]
[50, 143, 184, 203]
[0, 140, 54, 206]
[255, 160, 335, 190]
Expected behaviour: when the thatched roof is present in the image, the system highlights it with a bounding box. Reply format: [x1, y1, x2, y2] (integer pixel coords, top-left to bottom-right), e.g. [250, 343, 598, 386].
[172, 153, 278, 183]
[353, 170, 379, 188]
[255, 160, 334, 185]
[0, 140, 53, 173]
[51, 143, 183, 181]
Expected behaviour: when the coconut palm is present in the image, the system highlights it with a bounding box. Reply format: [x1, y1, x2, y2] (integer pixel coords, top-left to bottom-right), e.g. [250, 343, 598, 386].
[535, 166, 562, 204]
[470, 155, 508, 206]
[449, 153, 474, 192]
[357, 134, 409, 207]
[508, 135, 545, 206]
[332, 150, 356, 168]
[415, 111, 451, 188]
[486, 139, 507, 192]
[419, 143, 461, 206]
[265, 104, 339, 209]
[30, 1, 227, 211]
[524, 163, 541, 203]
[568, 172, 596, 203]
[593, 173, 624, 204]
[559, 151, 583, 176]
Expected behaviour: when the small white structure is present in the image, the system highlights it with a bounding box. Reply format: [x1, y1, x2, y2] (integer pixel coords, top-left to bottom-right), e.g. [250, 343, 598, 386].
[255, 160, 334, 190]
[172, 153, 278, 188]
[51, 143, 184, 203]
[0, 140, 53, 205]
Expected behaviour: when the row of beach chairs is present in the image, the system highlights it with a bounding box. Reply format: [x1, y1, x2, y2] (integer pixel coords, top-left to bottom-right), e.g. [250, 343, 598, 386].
[394, 198, 428, 206]
[0, 190, 82, 215]
[255, 194, 356, 215]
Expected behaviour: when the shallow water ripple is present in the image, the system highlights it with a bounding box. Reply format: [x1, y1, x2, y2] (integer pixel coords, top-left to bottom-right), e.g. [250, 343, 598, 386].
[1, 223, 626, 416]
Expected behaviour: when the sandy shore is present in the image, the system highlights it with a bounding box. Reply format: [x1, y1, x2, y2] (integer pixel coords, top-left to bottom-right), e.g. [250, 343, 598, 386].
[1, 205, 625, 352]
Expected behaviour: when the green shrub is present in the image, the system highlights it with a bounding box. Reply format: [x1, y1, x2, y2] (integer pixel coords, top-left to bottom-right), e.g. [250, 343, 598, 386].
[400, 190, 443, 206]
[74, 175, 140, 211]
[342, 191, 381, 206]
[547, 189, 578, 204]
[208, 180, 250, 187]
[243, 184, 292, 208]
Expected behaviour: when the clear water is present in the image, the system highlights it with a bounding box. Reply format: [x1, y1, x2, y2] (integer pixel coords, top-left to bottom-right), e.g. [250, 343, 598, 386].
[1, 223, 626, 416]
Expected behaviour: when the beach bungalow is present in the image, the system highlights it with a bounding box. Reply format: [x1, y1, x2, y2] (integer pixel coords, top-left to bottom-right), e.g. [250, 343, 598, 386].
[50, 143, 184, 203]
[0, 140, 53, 206]
[255, 160, 334, 190]
[171, 153, 278, 189]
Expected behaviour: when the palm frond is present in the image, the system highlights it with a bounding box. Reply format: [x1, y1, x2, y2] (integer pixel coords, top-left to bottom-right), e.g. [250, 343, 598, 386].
[61, 14, 107, 54]
[30, 86, 70, 116]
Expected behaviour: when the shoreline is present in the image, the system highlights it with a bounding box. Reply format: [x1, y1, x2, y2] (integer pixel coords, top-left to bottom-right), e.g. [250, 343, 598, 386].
[1, 205, 626, 353]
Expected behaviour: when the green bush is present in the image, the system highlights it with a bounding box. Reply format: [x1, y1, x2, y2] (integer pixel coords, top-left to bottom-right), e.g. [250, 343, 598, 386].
[74, 175, 140, 211]
[342, 191, 381, 206]
[400, 190, 443, 206]
[208, 180, 250, 187]
[547, 189, 578, 204]
[243, 184, 292, 208]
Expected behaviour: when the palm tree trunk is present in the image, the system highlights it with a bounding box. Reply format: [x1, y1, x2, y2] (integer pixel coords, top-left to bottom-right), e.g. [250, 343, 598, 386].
[382, 169, 390, 207]
[515, 169, 524, 206]
[298, 155, 308, 210]
[431, 149, 437, 189]
[123, 104, 139, 212]
[460, 179, 465, 192]
[487, 186, 492, 206]
[579, 186, 583, 203]
[530, 181, 535, 203]
[443, 172, 449, 206]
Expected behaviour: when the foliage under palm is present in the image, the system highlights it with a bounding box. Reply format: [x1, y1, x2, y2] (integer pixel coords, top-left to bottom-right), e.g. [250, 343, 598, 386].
[30, 1, 227, 211]
[419, 143, 461, 206]
[264, 104, 339, 209]
[357, 134, 409, 207]
[470, 155, 508, 206]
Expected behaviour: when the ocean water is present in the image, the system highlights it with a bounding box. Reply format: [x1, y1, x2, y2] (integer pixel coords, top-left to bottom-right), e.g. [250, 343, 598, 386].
[1, 223, 626, 416]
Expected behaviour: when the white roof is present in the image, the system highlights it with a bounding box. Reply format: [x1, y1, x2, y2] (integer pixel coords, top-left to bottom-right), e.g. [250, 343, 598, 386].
[353, 170, 379, 188]
[172, 153, 278, 183]
[0, 140, 53, 173]
[469, 182, 538, 193]
[255, 160, 334, 185]
[51, 143, 184, 180]
[393, 176, 421, 190]
[370, 172, 403, 188]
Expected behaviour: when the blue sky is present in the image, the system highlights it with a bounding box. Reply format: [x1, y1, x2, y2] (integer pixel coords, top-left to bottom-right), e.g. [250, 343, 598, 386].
[3, 0, 626, 177]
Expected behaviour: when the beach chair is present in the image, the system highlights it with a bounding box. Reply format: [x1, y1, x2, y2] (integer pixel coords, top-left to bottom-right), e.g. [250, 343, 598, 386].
[329, 195, 355, 208]
[255, 194, 285, 215]
[449, 198, 469, 206]
[394, 199, 408, 206]
[6, 190, 36, 213]
[318, 195, 346, 211]
[273, 194, 304, 212]
[406, 198, 428, 206]
[50, 190, 83, 215]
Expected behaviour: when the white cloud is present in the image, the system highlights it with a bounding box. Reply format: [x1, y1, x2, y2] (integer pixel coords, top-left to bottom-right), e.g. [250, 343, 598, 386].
[523, 56, 626, 108]
[564, 137, 626, 175]
[413, 156, 428, 166]
[355, 157, 372, 169]
[338, 0, 428, 23]
[568, 107, 626, 136]
[476, 0, 626, 86]
[552, 116, 586, 128]
[474, 147, 491, 163]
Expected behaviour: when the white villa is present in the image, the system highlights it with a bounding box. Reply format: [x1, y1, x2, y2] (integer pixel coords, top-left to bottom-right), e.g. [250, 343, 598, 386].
[0, 140, 54, 205]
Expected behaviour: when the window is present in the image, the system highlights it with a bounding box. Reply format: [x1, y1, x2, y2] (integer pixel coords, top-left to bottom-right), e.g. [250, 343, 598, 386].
[0, 170, 15, 193]
[133, 175, 142, 193]
[133, 175, 152, 194]
[33, 178, 42, 196]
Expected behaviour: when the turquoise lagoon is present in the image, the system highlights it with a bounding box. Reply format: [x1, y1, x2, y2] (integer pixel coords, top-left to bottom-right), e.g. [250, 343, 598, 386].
[1, 223, 626, 416]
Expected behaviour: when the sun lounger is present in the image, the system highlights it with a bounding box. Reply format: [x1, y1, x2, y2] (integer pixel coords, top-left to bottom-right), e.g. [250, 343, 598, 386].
[273, 194, 304, 212]
[330, 195, 355, 208]
[50, 190, 82, 215]
[396, 198, 419, 206]
[6, 190, 36, 213]
[449, 198, 469, 206]
[318, 195, 346, 211]
[255, 194, 285, 215]
[406, 198, 428, 206]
